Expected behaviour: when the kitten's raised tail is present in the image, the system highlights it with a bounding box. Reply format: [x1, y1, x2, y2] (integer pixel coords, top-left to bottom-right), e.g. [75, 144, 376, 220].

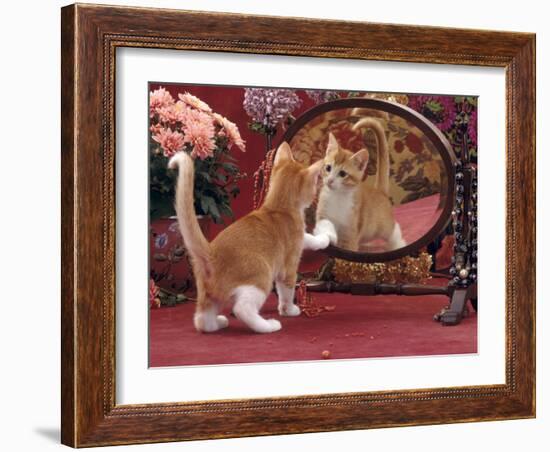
[168, 152, 213, 277]
[352, 118, 390, 196]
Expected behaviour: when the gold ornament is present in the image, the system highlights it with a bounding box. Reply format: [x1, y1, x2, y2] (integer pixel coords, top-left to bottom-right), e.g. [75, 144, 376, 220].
[332, 252, 433, 284]
[364, 92, 409, 105]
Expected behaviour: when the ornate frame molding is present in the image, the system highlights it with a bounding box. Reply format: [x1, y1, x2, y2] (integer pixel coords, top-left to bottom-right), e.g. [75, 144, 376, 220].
[61, 4, 535, 447]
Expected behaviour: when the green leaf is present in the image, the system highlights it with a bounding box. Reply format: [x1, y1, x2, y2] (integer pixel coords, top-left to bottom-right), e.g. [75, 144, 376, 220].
[219, 203, 234, 218]
[221, 162, 239, 173]
[224, 153, 237, 163]
[205, 197, 220, 219]
[197, 171, 212, 182]
[199, 196, 210, 215]
[215, 173, 227, 184]
[425, 100, 443, 112]
[149, 190, 175, 221]
[249, 121, 268, 134]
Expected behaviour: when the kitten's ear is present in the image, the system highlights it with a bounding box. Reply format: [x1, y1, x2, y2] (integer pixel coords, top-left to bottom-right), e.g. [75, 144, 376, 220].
[274, 142, 294, 166]
[326, 132, 339, 155]
[350, 149, 369, 172]
[306, 160, 324, 180]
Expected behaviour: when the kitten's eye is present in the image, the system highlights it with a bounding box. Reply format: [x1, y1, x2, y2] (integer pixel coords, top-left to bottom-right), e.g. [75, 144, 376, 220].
[339, 170, 347, 177]
[325, 164, 332, 172]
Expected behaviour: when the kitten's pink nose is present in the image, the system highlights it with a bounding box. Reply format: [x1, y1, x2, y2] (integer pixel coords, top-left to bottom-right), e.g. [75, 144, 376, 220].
[327, 179, 334, 189]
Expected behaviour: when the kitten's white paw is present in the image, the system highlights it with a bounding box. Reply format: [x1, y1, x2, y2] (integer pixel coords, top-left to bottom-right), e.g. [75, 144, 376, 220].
[303, 232, 331, 250]
[314, 219, 338, 245]
[195, 309, 227, 333]
[266, 319, 282, 332]
[279, 303, 301, 317]
[314, 234, 330, 250]
[216, 315, 229, 329]
[387, 222, 406, 251]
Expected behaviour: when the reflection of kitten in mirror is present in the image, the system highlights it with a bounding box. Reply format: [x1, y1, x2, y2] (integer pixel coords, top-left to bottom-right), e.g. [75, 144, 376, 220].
[315, 118, 406, 252]
[169, 143, 327, 334]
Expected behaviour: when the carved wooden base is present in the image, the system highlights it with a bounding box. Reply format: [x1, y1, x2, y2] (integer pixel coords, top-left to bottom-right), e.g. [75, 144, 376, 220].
[305, 280, 477, 326]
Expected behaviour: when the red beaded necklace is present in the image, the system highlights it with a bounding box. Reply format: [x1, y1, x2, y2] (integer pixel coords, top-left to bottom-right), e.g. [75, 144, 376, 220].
[296, 280, 335, 318]
[252, 148, 276, 210]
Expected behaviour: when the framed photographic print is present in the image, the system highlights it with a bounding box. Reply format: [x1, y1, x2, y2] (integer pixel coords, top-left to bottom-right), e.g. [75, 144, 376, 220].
[61, 3, 536, 447]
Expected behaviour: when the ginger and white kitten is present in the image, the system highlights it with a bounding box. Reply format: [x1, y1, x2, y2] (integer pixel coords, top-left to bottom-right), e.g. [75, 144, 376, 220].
[169, 142, 327, 334]
[314, 118, 406, 252]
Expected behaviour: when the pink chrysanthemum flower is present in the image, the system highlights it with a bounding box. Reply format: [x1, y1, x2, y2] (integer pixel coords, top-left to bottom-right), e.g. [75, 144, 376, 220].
[213, 113, 246, 152]
[157, 106, 179, 125]
[149, 87, 175, 118]
[152, 128, 186, 158]
[178, 92, 212, 113]
[182, 109, 216, 160]
[149, 123, 164, 135]
[157, 101, 189, 125]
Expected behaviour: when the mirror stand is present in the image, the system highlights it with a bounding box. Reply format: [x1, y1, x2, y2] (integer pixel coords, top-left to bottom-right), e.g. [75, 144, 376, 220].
[306, 160, 478, 327]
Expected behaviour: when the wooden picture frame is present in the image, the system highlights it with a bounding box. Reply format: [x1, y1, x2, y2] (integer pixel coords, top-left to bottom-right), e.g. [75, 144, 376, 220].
[61, 3, 535, 447]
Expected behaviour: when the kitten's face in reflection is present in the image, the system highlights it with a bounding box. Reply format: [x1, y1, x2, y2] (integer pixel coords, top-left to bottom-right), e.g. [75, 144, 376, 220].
[321, 132, 368, 192]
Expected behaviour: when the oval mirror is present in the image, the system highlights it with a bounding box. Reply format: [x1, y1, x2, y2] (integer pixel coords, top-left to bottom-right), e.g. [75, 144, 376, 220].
[281, 98, 457, 263]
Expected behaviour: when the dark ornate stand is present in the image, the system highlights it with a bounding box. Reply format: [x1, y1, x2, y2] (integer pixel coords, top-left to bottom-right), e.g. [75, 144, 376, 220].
[307, 281, 451, 297]
[307, 279, 477, 326]
[433, 155, 478, 325]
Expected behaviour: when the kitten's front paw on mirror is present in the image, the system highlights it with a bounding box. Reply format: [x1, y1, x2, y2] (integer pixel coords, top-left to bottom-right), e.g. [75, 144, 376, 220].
[303, 232, 331, 250]
[279, 303, 301, 317]
[314, 234, 330, 250]
[314, 219, 338, 245]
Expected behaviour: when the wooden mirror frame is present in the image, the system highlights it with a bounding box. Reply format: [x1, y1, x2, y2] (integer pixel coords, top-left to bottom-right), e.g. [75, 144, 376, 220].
[280, 97, 458, 263]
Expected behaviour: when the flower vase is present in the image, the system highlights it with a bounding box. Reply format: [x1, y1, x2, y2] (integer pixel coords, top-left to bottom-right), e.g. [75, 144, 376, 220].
[149, 216, 211, 295]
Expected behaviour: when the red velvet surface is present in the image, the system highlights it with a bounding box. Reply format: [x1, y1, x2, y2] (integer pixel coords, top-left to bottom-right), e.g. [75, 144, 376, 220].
[149, 278, 476, 367]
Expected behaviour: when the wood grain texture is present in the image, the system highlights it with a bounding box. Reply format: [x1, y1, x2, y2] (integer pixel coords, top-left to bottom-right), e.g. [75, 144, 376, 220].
[60, 3, 536, 447]
[60, 5, 76, 447]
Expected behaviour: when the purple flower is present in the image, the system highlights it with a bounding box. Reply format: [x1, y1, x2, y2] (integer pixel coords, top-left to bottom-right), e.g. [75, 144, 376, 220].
[305, 90, 339, 104]
[243, 88, 302, 129]
[408, 95, 457, 132]
[155, 233, 168, 249]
